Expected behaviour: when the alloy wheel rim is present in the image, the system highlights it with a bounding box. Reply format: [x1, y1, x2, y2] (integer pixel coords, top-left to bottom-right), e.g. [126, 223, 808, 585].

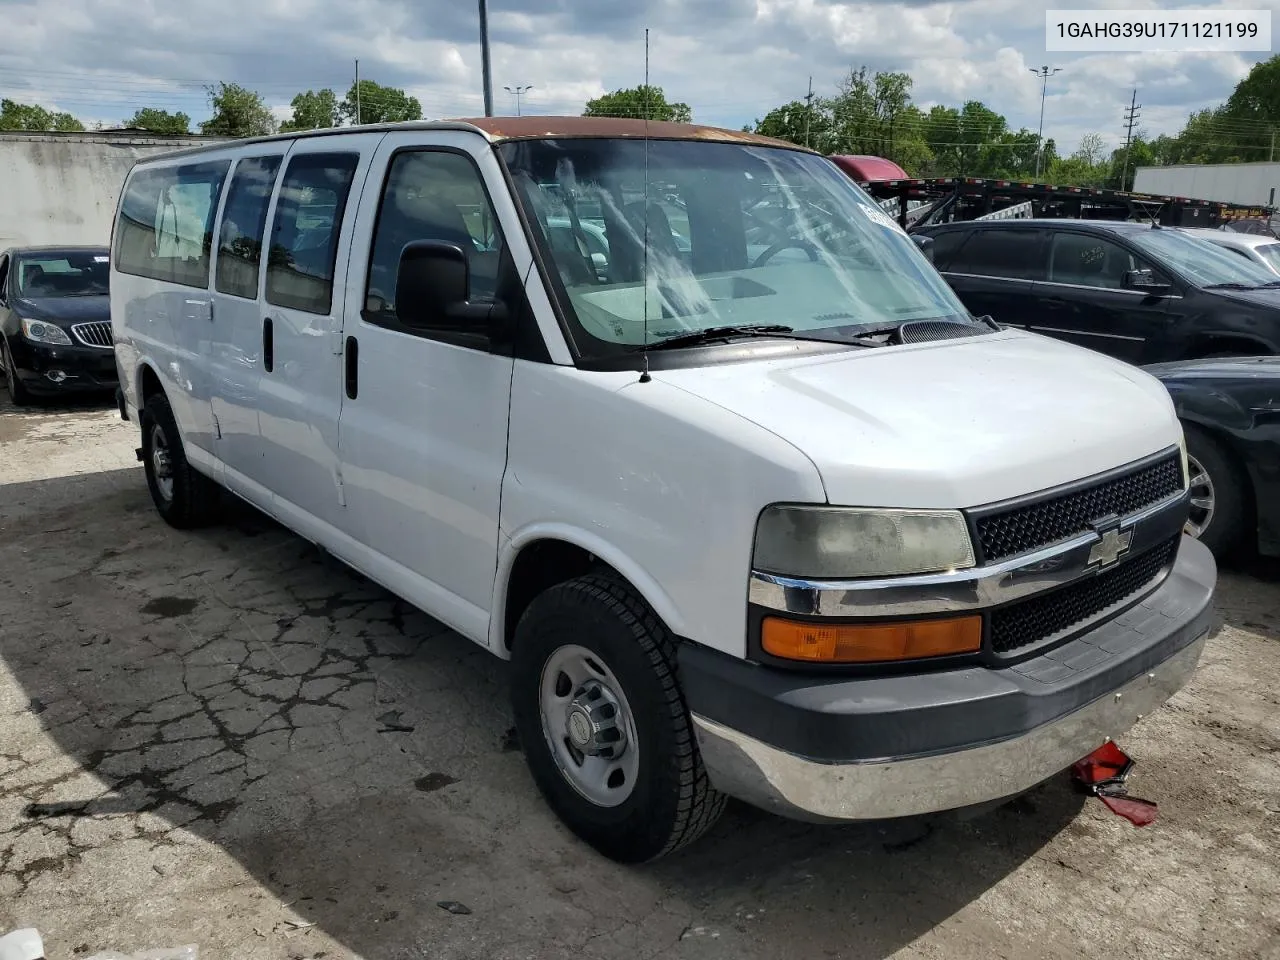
[1185, 453, 1215, 539]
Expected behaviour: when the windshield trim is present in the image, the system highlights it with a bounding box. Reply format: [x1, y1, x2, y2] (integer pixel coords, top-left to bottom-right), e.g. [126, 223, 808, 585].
[497, 138, 971, 371]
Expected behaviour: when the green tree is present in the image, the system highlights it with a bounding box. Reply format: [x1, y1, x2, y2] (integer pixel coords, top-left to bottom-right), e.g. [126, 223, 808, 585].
[752, 99, 833, 151]
[199, 83, 275, 137]
[1221, 53, 1280, 160]
[125, 107, 190, 135]
[582, 85, 691, 122]
[340, 80, 422, 125]
[0, 98, 83, 132]
[281, 89, 339, 132]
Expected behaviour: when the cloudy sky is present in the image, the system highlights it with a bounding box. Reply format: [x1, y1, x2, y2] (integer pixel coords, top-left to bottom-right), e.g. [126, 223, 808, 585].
[0, 0, 1270, 156]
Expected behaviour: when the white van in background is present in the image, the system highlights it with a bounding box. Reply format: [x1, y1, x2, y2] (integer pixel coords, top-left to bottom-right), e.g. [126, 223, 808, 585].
[110, 118, 1216, 863]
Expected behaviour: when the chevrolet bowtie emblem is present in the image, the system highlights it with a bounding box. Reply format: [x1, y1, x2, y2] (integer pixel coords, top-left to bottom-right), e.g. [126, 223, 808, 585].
[1088, 527, 1133, 567]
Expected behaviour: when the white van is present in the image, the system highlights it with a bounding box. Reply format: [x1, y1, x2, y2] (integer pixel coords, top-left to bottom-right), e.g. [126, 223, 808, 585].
[110, 118, 1216, 863]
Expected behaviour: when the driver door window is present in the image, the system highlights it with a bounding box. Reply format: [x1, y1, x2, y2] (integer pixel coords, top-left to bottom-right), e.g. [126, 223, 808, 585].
[1048, 233, 1160, 290]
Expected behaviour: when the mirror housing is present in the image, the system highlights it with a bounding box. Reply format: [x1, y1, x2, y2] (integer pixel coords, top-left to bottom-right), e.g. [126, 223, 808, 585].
[912, 234, 935, 264]
[395, 240, 512, 341]
[1123, 268, 1172, 294]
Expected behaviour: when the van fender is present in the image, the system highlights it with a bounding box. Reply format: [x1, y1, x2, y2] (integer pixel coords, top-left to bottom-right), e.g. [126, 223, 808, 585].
[490, 521, 689, 656]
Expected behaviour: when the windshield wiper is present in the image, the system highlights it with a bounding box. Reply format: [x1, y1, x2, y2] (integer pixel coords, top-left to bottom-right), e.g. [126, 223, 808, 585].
[644, 324, 879, 351]
[1203, 282, 1255, 290]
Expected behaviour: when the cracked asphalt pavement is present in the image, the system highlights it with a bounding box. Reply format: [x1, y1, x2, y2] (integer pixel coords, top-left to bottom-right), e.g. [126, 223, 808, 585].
[2, 394, 1279, 960]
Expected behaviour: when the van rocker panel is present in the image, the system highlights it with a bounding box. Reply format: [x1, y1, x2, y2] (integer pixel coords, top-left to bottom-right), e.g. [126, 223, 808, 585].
[679, 535, 1215, 822]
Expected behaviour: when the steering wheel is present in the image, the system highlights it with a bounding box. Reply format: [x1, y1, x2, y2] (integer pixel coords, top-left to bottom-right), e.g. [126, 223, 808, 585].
[752, 239, 819, 268]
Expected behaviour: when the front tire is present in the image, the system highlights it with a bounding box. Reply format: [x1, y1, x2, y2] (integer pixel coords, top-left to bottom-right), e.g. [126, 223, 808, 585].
[510, 574, 726, 862]
[2, 341, 32, 406]
[1183, 422, 1247, 559]
[140, 392, 220, 528]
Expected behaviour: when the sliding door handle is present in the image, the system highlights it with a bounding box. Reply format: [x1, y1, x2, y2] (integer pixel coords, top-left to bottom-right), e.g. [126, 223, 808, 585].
[345, 336, 358, 399]
[262, 319, 274, 372]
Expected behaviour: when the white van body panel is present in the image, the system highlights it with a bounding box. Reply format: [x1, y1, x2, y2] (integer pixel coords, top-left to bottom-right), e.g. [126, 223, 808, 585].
[656, 329, 1183, 510]
[496, 361, 826, 656]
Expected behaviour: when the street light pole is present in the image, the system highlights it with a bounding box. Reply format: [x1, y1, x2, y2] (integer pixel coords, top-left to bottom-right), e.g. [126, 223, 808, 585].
[1030, 65, 1062, 179]
[479, 0, 493, 117]
[504, 84, 533, 116]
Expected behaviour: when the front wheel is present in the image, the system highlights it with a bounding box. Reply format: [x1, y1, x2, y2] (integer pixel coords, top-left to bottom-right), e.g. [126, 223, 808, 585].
[510, 574, 726, 862]
[1, 341, 32, 406]
[1183, 422, 1248, 559]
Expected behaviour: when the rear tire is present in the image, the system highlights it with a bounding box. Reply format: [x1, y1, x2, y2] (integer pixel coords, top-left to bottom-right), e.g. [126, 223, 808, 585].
[140, 392, 220, 528]
[1183, 422, 1248, 559]
[510, 573, 727, 862]
[2, 341, 32, 406]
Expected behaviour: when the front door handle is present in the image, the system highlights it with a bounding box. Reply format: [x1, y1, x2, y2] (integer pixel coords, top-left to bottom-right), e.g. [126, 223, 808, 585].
[345, 336, 358, 399]
[263, 319, 274, 372]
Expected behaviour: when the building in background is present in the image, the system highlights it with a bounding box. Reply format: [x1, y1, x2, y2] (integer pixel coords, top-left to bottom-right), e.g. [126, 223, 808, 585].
[0, 130, 226, 250]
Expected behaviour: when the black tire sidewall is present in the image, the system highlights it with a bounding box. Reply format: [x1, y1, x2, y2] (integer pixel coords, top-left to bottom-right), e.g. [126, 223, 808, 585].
[2, 341, 31, 405]
[510, 578, 694, 862]
[1183, 422, 1247, 557]
[141, 393, 214, 528]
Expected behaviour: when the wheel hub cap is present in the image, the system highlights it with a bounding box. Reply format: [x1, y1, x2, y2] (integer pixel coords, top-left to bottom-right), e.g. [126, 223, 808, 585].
[564, 679, 627, 759]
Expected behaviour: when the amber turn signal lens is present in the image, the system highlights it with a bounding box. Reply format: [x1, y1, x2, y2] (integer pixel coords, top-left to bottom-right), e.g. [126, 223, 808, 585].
[761, 615, 982, 663]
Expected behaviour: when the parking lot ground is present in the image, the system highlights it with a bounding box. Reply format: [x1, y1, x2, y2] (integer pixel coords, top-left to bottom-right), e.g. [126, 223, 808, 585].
[1, 394, 1279, 960]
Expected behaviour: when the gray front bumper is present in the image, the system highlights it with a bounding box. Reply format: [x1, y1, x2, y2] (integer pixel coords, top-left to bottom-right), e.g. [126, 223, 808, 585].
[686, 536, 1216, 823]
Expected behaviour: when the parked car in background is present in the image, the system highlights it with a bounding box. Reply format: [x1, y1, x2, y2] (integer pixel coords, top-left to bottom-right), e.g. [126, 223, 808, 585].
[1177, 227, 1280, 277]
[1145, 356, 1280, 559]
[0, 245, 115, 405]
[915, 219, 1280, 363]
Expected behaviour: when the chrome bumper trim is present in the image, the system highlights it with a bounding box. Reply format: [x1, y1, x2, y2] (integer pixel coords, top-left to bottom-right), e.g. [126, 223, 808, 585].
[749, 490, 1188, 617]
[692, 632, 1206, 823]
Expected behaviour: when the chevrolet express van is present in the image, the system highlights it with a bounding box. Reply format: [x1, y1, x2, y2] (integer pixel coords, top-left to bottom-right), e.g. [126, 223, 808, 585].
[110, 118, 1216, 863]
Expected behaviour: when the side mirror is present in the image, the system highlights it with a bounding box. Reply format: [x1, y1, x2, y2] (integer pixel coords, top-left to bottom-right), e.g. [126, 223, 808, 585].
[912, 234, 935, 264]
[1123, 269, 1171, 294]
[395, 240, 511, 340]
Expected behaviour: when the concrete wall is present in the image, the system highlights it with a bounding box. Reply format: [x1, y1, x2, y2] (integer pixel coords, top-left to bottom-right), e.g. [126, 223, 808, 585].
[0, 131, 227, 250]
[1134, 162, 1280, 208]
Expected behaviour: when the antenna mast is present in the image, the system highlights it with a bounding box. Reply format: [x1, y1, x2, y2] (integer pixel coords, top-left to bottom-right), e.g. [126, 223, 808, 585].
[639, 27, 652, 382]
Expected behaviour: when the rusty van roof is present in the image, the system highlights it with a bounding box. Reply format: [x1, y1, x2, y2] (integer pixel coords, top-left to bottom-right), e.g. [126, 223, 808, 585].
[126, 116, 815, 164]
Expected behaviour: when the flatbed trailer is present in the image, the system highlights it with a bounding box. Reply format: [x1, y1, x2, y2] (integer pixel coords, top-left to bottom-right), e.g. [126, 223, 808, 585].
[855, 174, 1268, 233]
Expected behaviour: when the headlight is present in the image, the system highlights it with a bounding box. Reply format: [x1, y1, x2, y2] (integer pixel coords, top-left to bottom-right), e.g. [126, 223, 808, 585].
[21, 318, 72, 345]
[754, 505, 976, 579]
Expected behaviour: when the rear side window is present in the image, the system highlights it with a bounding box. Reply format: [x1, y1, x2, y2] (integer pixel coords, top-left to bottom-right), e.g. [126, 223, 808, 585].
[114, 160, 231, 288]
[947, 228, 1044, 280]
[265, 153, 360, 315]
[215, 156, 283, 300]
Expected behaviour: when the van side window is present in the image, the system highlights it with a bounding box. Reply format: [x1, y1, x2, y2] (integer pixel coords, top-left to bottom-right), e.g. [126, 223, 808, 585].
[215, 156, 283, 300]
[365, 150, 505, 329]
[114, 160, 231, 288]
[265, 153, 360, 315]
[947, 228, 1044, 280]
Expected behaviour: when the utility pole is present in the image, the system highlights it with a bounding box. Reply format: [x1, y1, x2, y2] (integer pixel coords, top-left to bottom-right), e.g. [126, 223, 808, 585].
[1270, 128, 1276, 162]
[354, 59, 361, 125]
[504, 85, 533, 116]
[1121, 89, 1142, 192]
[804, 75, 814, 149]
[479, 0, 493, 116]
[1030, 65, 1062, 179]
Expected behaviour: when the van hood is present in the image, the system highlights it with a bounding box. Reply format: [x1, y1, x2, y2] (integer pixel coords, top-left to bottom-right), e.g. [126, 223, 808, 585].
[654, 330, 1182, 509]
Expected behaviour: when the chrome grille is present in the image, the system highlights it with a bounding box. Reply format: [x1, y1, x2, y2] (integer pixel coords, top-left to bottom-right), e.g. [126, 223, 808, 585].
[972, 452, 1183, 563]
[990, 536, 1179, 654]
[71, 321, 114, 348]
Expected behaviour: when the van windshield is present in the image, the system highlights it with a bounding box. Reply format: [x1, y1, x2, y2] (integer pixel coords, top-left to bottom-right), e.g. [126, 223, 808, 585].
[499, 138, 971, 360]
